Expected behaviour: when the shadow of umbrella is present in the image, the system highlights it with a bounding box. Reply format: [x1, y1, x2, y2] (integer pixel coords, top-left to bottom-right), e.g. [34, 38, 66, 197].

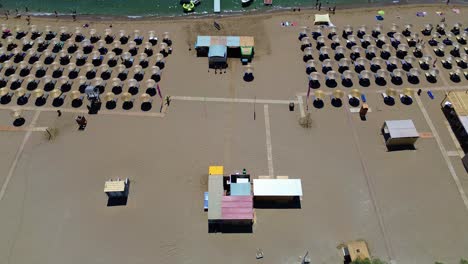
[331, 89, 344, 107]
[111, 78, 123, 95]
[148, 30, 158, 46]
[325, 71, 339, 88]
[310, 90, 325, 109]
[127, 79, 139, 95]
[243, 64, 254, 82]
[70, 90, 84, 108]
[400, 88, 414, 105]
[348, 88, 361, 107]
[426, 68, 438, 83]
[391, 69, 404, 85]
[121, 92, 134, 110]
[382, 88, 397, 106]
[145, 79, 157, 96]
[104, 92, 117, 109]
[342, 70, 355, 87]
[51, 88, 65, 107]
[140, 93, 153, 111]
[99, 64, 112, 80]
[308, 72, 321, 89]
[15, 88, 30, 105]
[319, 46, 331, 61]
[375, 69, 390, 86]
[306, 59, 317, 74]
[33, 88, 47, 106]
[303, 47, 313, 62]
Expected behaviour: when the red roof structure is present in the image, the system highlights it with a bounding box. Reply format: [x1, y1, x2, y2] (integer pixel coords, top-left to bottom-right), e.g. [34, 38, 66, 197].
[221, 196, 253, 220]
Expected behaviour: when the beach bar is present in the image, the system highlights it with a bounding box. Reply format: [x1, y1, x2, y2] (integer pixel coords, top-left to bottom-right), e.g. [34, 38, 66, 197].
[381, 120, 419, 147]
[104, 178, 129, 198]
[195, 36, 254, 68]
[253, 179, 303, 208]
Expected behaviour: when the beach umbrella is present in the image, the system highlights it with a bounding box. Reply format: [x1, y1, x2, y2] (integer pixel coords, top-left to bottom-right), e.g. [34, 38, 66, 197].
[347, 89, 361, 107]
[19, 61, 31, 76]
[357, 25, 367, 36]
[327, 26, 337, 40]
[319, 46, 330, 61]
[98, 64, 111, 80]
[133, 65, 144, 81]
[150, 66, 161, 82]
[0, 87, 13, 104]
[301, 37, 311, 51]
[159, 42, 168, 56]
[155, 53, 165, 69]
[449, 67, 462, 82]
[51, 62, 64, 78]
[50, 88, 66, 107]
[243, 64, 254, 82]
[58, 76, 72, 92]
[426, 68, 439, 83]
[382, 87, 397, 105]
[15, 88, 30, 105]
[308, 72, 321, 89]
[126, 78, 139, 95]
[356, 57, 367, 67]
[4, 63, 17, 77]
[338, 58, 351, 73]
[375, 69, 389, 86]
[32, 88, 47, 106]
[111, 78, 123, 94]
[92, 77, 106, 94]
[25, 75, 38, 90]
[148, 30, 158, 45]
[377, 34, 388, 45]
[9, 74, 23, 90]
[121, 92, 134, 110]
[442, 55, 454, 69]
[84, 63, 96, 80]
[144, 79, 157, 96]
[396, 44, 409, 59]
[331, 35, 341, 45]
[43, 75, 56, 91]
[119, 30, 129, 44]
[377, 10, 385, 16]
[311, 26, 322, 40]
[366, 45, 377, 60]
[138, 53, 149, 68]
[399, 87, 414, 105]
[331, 89, 345, 107]
[310, 90, 325, 109]
[372, 23, 382, 37]
[325, 71, 339, 88]
[343, 24, 353, 39]
[143, 42, 153, 57]
[162, 32, 171, 46]
[104, 92, 117, 109]
[334, 46, 346, 61]
[341, 70, 355, 88]
[140, 93, 153, 111]
[390, 69, 404, 85]
[350, 46, 363, 60]
[322, 59, 333, 74]
[69, 90, 83, 108]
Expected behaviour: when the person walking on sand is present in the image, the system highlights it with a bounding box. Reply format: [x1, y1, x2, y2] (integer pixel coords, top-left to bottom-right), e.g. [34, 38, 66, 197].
[432, 58, 437, 68]
[54, 11, 58, 17]
[57, 110, 62, 117]
[318, 3, 322, 11]
[5, 12, 8, 20]
[165, 96, 171, 106]
[26, 15, 30, 25]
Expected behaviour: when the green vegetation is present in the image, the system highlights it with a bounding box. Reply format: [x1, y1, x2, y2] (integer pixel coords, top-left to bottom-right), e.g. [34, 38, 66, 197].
[352, 258, 387, 264]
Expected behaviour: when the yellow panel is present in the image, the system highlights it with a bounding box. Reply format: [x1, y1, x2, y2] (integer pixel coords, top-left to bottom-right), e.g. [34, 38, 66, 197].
[209, 166, 224, 175]
[347, 241, 370, 261]
[447, 91, 468, 116]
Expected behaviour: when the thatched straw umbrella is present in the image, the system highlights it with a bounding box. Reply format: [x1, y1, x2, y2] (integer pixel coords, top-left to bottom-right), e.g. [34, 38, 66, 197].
[121, 92, 134, 110]
[331, 89, 345, 107]
[308, 72, 321, 89]
[111, 78, 123, 95]
[104, 92, 117, 109]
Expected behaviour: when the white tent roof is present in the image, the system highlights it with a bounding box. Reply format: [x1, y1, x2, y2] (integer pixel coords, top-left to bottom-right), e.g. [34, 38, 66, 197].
[253, 179, 303, 196]
[384, 119, 419, 138]
[104, 180, 126, 193]
[314, 14, 331, 25]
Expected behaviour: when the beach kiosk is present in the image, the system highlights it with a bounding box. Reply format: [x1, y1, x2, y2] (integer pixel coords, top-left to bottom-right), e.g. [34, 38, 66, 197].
[195, 36, 255, 67]
[208, 45, 227, 68]
[314, 14, 332, 26]
[342, 240, 371, 264]
[381, 120, 419, 148]
[104, 178, 129, 198]
[253, 178, 303, 208]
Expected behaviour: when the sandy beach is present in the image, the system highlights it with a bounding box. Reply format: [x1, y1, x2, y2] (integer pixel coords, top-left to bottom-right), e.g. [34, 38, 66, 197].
[0, 3, 468, 264]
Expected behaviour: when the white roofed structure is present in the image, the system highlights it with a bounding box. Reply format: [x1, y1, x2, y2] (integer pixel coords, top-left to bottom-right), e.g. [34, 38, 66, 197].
[253, 179, 303, 196]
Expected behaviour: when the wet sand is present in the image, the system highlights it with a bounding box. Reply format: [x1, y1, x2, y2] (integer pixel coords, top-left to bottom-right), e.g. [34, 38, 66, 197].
[0, 3, 468, 264]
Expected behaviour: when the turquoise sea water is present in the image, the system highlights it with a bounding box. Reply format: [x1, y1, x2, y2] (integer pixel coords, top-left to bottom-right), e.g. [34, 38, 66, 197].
[0, 0, 457, 17]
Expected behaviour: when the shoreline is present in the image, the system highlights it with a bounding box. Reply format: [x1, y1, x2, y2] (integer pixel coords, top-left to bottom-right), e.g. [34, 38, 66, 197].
[0, 1, 465, 22]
